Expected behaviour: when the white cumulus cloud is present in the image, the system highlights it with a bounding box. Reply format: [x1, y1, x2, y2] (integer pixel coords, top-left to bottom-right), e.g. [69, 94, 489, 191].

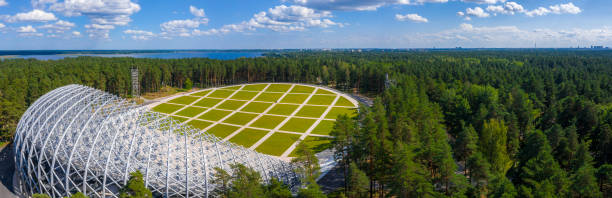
[72, 31, 81, 37]
[49, 0, 140, 38]
[0, 23, 5, 29]
[160, 5, 210, 37]
[192, 5, 340, 38]
[395, 13, 428, 23]
[190, 6, 206, 17]
[463, 7, 490, 19]
[0, 0, 7, 7]
[525, 3, 581, 17]
[17, 25, 37, 33]
[124, 29, 154, 40]
[486, 2, 524, 15]
[461, 0, 505, 4]
[39, 20, 75, 33]
[287, 0, 444, 11]
[6, 9, 58, 23]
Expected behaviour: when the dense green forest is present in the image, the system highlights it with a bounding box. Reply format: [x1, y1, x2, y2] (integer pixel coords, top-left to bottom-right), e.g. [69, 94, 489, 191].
[2, 50, 612, 197]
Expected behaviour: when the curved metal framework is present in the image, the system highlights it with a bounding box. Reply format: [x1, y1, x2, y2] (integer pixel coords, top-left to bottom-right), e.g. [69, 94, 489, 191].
[14, 85, 300, 198]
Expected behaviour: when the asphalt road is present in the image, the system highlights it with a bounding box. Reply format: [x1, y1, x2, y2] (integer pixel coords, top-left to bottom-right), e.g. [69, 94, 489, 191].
[0, 143, 17, 198]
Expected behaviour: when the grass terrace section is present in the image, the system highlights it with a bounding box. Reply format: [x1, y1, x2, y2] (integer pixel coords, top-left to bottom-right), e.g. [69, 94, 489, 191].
[241, 102, 272, 113]
[190, 90, 211, 96]
[229, 128, 268, 148]
[290, 136, 333, 157]
[280, 118, 317, 133]
[290, 85, 315, 93]
[231, 91, 258, 100]
[307, 95, 336, 105]
[242, 84, 268, 91]
[326, 107, 357, 119]
[199, 109, 232, 121]
[311, 120, 335, 135]
[280, 94, 309, 104]
[149, 83, 358, 157]
[208, 89, 235, 98]
[255, 133, 301, 156]
[295, 106, 327, 118]
[194, 98, 222, 108]
[266, 84, 292, 92]
[254, 92, 283, 102]
[175, 107, 207, 117]
[251, 115, 285, 129]
[267, 104, 299, 116]
[207, 124, 239, 138]
[168, 96, 200, 105]
[152, 103, 184, 114]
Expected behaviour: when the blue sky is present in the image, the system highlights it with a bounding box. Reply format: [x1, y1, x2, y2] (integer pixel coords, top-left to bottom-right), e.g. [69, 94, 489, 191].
[0, 0, 610, 49]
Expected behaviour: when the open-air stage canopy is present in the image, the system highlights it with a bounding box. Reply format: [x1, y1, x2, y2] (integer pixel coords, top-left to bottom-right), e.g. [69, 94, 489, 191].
[14, 85, 300, 198]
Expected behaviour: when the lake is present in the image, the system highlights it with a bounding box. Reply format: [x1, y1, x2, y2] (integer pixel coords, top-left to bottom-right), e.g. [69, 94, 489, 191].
[0, 51, 264, 60]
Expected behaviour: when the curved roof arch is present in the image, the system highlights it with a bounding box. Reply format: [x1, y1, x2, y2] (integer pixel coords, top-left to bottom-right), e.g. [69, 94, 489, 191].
[14, 84, 300, 198]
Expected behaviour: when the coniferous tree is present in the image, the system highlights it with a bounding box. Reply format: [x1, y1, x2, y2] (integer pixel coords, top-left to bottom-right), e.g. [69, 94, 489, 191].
[346, 162, 369, 198]
[119, 171, 153, 198]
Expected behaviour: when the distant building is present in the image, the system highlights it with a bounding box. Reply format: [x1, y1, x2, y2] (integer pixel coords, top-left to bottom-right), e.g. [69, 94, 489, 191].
[591, 45, 604, 49]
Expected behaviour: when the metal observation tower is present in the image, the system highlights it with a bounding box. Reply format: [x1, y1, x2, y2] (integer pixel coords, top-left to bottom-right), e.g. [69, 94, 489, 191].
[14, 85, 300, 198]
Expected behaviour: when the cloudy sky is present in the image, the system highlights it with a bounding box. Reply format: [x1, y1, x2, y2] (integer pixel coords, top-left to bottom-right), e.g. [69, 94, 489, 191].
[0, 0, 610, 49]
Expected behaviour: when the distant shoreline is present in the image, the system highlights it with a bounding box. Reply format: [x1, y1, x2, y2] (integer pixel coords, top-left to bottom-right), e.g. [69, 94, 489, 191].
[0, 55, 16, 59]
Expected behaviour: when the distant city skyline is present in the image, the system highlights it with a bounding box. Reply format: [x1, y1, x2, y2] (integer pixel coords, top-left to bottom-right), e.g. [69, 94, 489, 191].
[0, 0, 610, 49]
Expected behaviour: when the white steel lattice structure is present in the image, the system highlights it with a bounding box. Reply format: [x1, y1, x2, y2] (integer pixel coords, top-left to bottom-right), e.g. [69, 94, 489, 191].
[14, 85, 301, 198]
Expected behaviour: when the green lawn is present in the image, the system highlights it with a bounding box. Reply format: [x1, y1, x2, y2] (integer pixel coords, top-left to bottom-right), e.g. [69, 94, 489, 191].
[254, 92, 283, 102]
[315, 89, 334, 95]
[280, 118, 317, 133]
[229, 128, 269, 148]
[267, 104, 299, 115]
[152, 103, 184, 114]
[198, 109, 232, 121]
[223, 85, 242, 90]
[175, 106, 207, 117]
[242, 84, 268, 91]
[290, 85, 315, 93]
[280, 94, 309, 104]
[208, 89, 235, 98]
[335, 97, 355, 107]
[325, 107, 357, 119]
[311, 120, 335, 135]
[217, 100, 247, 110]
[193, 98, 222, 108]
[290, 136, 333, 157]
[295, 106, 327, 118]
[255, 132, 301, 156]
[191, 90, 211, 96]
[266, 84, 292, 92]
[168, 96, 200, 105]
[187, 120, 213, 130]
[206, 124, 239, 138]
[231, 91, 258, 100]
[307, 95, 336, 105]
[241, 102, 272, 113]
[170, 116, 189, 123]
[224, 112, 258, 125]
[250, 115, 286, 129]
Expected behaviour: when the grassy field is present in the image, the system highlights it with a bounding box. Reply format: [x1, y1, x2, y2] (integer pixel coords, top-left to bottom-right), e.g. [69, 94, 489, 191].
[280, 94, 309, 104]
[150, 83, 358, 157]
[175, 107, 206, 117]
[267, 104, 299, 115]
[169, 96, 199, 105]
[229, 128, 268, 147]
[280, 118, 317, 133]
[255, 133, 300, 156]
[251, 115, 285, 129]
